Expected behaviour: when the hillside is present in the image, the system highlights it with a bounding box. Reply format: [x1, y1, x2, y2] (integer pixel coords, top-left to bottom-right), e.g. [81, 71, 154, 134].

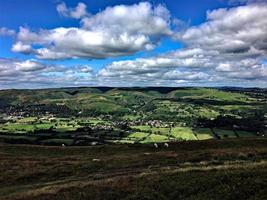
[0, 87, 266, 145]
[1, 138, 267, 200]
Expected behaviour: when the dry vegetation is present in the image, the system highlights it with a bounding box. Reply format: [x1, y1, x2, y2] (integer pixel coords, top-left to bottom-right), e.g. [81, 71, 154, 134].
[0, 138, 267, 200]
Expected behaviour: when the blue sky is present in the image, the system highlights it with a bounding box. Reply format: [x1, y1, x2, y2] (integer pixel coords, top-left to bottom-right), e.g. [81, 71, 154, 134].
[0, 0, 267, 88]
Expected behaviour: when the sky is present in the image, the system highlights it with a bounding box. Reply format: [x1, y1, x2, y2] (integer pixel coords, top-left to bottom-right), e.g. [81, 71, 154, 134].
[0, 0, 267, 89]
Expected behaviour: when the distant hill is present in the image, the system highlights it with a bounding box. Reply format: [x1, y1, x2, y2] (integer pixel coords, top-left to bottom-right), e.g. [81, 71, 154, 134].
[0, 87, 266, 129]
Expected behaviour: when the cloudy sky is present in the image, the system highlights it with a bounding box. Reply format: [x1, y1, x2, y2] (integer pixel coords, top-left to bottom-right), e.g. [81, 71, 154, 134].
[0, 0, 267, 89]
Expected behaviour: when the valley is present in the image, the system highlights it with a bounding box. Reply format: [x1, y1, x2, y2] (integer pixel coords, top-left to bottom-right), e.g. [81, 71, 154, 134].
[0, 87, 266, 145]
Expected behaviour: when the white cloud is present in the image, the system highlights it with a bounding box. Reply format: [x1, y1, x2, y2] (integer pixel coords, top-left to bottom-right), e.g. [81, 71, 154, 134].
[81, 2, 171, 35]
[0, 58, 45, 73]
[175, 4, 267, 57]
[162, 70, 210, 80]
[0, 58, 95, 89]
[57, 2, 88, 19]
[79, 66, 93, 73]
[14, 59, 46, 72]
[97, 2, 267, 86]
[4, 1, 267, 87]
[216, 63, 233, 72]
[0, 27, 15, 36]
[12, 2, 171, 60]
[97, 44, 267, 86]
[11, 41, 32, 54]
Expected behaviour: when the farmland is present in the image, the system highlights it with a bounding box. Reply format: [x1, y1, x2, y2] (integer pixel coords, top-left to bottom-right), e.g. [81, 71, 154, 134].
[0, 87, 266, 145]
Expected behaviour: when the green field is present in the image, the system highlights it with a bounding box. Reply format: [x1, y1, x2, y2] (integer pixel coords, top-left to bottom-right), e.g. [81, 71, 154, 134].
[214, 128, 237, 138]
[237, 130, 256, 137]
[127, 132, 149, 140]
[0, 118, 80, 133]
[0, 87, 265, 145]
[171, 126, 197, 140]
[194, 128, 214, 140]
[129, 125, 197, 143]
[140, 134, 169, 143]
[0, 116, 262, 144]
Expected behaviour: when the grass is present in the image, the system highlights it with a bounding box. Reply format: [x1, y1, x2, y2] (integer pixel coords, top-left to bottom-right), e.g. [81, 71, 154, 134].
[83, 101, 128, 113]
[40, 138, 74, 145]
[0, 115, 260, 144]
[194, 128, 214, 140]
[0, 123, 35, 133]
[112, 139, 135, 144]
[169, 88, 252, 103]
[140, 133, 169, 143]
[122, 114, 140, 120]
[0, 135, 37, 142]
[16, 117, 37, 123]
[171, 127, 197, 140]
[131, 125, 151, 131]
[130, 126, 197, 141]
[237, 130, 256, 137]
[35, 123, 53, 130]
[0, 118, 84, 134]
[87, 119, 111, 125]
[54, 126, 78, 132]
[127, 132, 149, 139]
[33, 165, 267, 200]
[0, 138, 267, 200]
[127, 127, 198, 143]
[198, 107, 220, 119]
[214, 128, 237, 138]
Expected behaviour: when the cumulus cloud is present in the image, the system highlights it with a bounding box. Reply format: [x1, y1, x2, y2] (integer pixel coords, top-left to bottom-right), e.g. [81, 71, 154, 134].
[162, 70, 210, 81]
[0, 58, 95, 89]
[0, 58, 47, 74]
[97, 48, 214, 86]
[11, 41, 32, 54]
[12, 2, 171, 60]
[81, 2, 171, 35]
[98, 45, 267, 86]
[175, 4, 267, 57]
[14, 59, 46, 72]
[57, 2, 88, 19]
[98, 49, 214, 78]
[4, 1, 267, 87]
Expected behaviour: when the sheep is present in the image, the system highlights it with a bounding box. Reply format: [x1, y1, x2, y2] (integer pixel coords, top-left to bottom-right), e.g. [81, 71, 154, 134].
[164, 143, 169, 148]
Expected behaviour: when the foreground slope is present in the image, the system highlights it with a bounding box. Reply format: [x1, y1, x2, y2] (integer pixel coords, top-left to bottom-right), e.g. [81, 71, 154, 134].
[0, 138, 267, 200]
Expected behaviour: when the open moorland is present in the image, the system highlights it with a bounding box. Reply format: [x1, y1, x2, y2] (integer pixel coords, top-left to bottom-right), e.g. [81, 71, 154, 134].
[0, 87, 266, 145]
[0, 138, 267, 200]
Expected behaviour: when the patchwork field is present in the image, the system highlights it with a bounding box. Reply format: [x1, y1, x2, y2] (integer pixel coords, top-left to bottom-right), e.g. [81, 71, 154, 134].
[0, 87, 265, 145]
